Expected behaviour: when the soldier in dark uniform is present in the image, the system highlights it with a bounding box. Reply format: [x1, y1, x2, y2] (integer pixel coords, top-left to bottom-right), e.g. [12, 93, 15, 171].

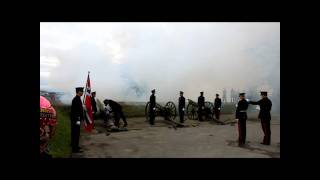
[214, 94, 222, 121]
[236, 93, 249, 146]
[70, 87, 84, 153]
[249, 91, 272, 145]
[178, 91, 186, 123]
[198, 91, 205, 121]
[149, 89, 156, 125]
[91, 91, 98, 119]
[103, 99, 128, 128]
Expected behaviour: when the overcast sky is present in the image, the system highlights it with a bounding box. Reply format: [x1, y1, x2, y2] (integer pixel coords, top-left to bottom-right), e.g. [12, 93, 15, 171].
[40, 22, 280, 104]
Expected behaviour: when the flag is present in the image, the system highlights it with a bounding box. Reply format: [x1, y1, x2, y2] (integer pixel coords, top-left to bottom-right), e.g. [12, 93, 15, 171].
[83, 72, 94, 132]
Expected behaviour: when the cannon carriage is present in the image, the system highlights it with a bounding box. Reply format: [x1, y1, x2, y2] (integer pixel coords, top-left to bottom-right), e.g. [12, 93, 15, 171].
[145, 101, 177, 122]
[186, 99, 214, 120]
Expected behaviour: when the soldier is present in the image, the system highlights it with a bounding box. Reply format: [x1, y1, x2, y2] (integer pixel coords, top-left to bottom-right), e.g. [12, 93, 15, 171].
[235, 93, 249, 147]
[222, 88, 227, 102]
[70, 87, 84, 153]
[149, 89, 156, 125]
[198, 91, 205, 121]
[91, 91, 98, 119]
[178, 91, 186, 123]
[214, 93, 222, 122]
[103, 99, 128, 128]
[249, 91, 272, 145]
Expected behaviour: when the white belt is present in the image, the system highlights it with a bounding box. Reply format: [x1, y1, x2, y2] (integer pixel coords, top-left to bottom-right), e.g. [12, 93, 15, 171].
[240, 110, 247, 112]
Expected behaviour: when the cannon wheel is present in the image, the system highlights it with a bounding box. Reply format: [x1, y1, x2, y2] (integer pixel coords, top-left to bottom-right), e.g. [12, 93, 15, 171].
[145, 102, 162, 122]
[165, 101, 177, 121]
[145, 102, 150, 121]
[187, 103, 198, 120]
[205, 101, 214, 120]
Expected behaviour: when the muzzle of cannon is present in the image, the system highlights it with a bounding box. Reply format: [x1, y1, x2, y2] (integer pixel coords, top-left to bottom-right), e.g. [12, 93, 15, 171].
[186, 99, 214, 120]
[145, 101, 177, 122]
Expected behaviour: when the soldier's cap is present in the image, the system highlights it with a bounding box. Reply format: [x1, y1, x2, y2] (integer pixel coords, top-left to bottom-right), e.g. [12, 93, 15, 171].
[151, 89, 155, 93]
[180, 91, 184, 94]
[103, 99, 109, 105]
[239, 93, 245, 96]
[200, 91, 204, 94]
[260, 91, 268, 96]
[91, 91, 96, 94]
[216, 94, 219, 96]
[75, 87, 84, 92]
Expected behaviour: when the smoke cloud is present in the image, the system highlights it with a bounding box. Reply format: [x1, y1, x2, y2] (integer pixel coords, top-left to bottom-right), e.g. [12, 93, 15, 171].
[40, 22, 280, 111]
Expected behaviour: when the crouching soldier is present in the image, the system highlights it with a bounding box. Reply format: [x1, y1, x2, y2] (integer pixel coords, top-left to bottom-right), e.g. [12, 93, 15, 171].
[103, 99, 128, 128]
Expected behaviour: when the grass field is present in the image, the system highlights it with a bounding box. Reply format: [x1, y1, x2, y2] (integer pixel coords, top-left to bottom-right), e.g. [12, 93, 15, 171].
[48, 105, 72, 158]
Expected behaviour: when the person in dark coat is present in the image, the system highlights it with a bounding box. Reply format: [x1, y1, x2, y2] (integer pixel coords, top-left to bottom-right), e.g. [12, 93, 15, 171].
[70, 87, 84, 153]
[198, 91, 205, 121]
[149, 89, 156, 125]
[103, 99, 128, 128]
[214, 93, 222, 121]
[178, 91, 186, 123]
[91, 91, 98, 119]
[249, 91, 272, 145]
[236, 93, 249, 146]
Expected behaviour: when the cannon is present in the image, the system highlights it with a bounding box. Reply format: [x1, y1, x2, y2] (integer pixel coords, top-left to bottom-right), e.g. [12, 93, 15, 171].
[186, 99, 214, 120]
[145, 101, 177, 122]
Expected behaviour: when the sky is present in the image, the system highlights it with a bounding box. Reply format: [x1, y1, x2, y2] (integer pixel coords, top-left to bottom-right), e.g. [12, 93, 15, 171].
[40, 22, 280, 107]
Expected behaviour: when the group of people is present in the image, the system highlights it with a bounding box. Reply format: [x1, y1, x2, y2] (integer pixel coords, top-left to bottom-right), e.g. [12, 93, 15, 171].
[236, 91, 272, 146]
[148, 90, 223, 124]
[70, 87, 273, 153]
[149, 89, 273, 147]
[70, 87, 127, 153]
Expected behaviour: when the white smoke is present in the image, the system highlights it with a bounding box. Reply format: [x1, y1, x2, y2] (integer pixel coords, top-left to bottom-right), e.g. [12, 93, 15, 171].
[40, 22, 280, 110]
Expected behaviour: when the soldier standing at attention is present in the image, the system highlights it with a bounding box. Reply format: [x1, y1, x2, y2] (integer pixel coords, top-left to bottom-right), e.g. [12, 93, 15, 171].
[149, 89, 156, 125]
[235, 93, 249, 147]
[178, 91, 186, 123]
[70, 87, 84, 153]
[198, 91, 205, 121]
[214, 93, 222, 122]
[91, 91, 98, 119]
[249, 91, 272, 145]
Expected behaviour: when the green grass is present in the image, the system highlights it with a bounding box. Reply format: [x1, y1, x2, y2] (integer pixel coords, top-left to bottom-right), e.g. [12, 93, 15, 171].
[48, 105, 72, 158]
[121, 104, 146, 117]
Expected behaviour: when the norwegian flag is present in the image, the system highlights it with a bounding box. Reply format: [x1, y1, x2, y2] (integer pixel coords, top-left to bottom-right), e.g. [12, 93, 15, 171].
[83, 72, 94, 132]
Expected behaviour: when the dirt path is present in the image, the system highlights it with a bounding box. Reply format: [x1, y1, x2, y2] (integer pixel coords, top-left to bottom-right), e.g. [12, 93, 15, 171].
[71, 113, 280, 158]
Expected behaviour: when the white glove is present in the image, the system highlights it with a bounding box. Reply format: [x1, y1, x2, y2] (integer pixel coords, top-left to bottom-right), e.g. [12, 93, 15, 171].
[182, 108, 185, 111]
[235, 104, 238, 107]
[218, 108, 221, 110]
[76, 121, 81, 125]
[202, 107, 204, 109]
[246, 99, 250, 102]
[153, 107, 156, 110]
